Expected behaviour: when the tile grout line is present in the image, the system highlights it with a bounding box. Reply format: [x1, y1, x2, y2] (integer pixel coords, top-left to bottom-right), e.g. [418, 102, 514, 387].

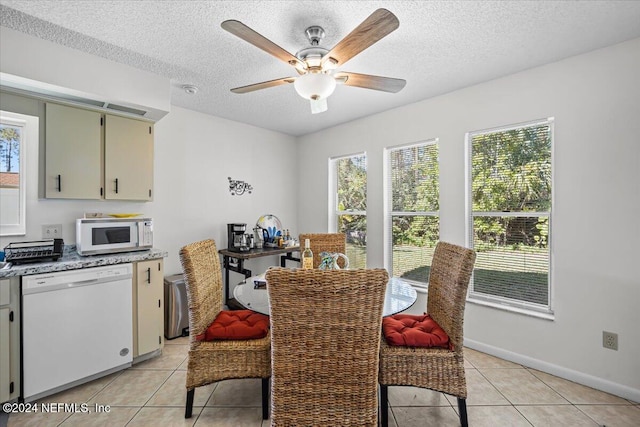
[136, 348, 208, 426]
[472, 364, 517, 407]
[125, 346, 188, 426]
[53, 368, 127, 426]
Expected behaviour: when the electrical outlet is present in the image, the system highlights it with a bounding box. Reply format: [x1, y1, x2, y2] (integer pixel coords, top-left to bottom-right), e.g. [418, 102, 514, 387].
[602, 331, 618, 350]
[42, 224, 62, 239]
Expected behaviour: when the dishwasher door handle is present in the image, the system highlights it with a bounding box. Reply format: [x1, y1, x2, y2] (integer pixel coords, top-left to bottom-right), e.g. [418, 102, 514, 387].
[68, 278, 100, 287]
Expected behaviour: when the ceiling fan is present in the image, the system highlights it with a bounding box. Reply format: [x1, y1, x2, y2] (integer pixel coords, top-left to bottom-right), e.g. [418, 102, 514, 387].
[221, 8, 406, 114]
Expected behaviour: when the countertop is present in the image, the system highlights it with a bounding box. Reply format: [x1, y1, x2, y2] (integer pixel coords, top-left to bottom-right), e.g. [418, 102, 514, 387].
[0, 245, 168, 278]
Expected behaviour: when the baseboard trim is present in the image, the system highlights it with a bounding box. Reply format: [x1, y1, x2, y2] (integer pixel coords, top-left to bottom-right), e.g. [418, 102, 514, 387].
[464, 338, 640, 403]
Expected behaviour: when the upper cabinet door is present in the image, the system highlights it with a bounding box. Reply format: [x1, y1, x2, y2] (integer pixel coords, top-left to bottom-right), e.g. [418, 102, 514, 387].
[45, 103, 103, 199]
[104, 115, 154, 201]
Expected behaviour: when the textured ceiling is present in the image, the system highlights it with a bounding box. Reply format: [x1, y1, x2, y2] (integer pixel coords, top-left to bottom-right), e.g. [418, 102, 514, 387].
[1, 1, 640, 136]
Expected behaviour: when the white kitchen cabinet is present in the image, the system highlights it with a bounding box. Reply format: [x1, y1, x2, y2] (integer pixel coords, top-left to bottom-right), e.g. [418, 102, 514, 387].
[0, 277, 20, 403]
[104, 114, 154, 201]
[133, 259, 164, 357]
[44, 103, 154, 201]
[45, 103, 103, 199]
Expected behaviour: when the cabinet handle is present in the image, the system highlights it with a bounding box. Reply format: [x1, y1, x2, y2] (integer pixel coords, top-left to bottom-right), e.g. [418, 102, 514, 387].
[57, 174, 62, 192]
[146, 267, 151, 284]
[115, 178, 119, 194]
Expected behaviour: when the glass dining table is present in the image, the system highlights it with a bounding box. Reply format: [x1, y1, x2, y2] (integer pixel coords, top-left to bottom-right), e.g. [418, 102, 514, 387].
[233, 273, 418, 317]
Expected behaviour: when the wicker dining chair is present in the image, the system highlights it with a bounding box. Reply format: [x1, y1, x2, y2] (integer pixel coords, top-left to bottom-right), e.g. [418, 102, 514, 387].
[179, 239, 271, 419]
[265, 267, 389, 426]
[298, 233, 347, 268]
[379, 241, 476, 427]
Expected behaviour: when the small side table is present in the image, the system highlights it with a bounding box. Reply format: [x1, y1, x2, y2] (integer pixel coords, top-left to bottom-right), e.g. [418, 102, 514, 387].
[218, 246, 300, 309]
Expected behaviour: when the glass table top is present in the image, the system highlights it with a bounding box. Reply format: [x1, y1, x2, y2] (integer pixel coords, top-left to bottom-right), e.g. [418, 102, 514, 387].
[233, 274, 417, 317]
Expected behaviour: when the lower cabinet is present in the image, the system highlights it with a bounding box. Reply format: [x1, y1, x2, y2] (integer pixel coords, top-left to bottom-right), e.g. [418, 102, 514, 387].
[0, 277, 20, 403]
[133, 259, 164, 358]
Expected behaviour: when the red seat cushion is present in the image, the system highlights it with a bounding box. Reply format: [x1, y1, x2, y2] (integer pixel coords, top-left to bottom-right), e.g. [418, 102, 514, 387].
[196, 310, 269, 341]
[383, 313, 451, 349]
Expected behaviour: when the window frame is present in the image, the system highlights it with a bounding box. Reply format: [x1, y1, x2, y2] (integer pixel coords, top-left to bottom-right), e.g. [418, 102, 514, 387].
[0, 110, 31, 236]
[328, 152, 367, 268]
[465, 118, 554, 318]
[384, 139, 439, 287]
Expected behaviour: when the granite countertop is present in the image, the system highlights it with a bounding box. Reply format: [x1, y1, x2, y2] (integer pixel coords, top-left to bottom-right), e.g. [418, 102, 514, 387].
[0, 245, 168, 278]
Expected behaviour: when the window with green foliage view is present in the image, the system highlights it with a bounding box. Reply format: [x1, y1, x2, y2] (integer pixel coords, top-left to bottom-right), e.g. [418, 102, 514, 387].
[1, 111, 28, 236]
[467, 119, 552, 311]
[387, 141, 439, 284]
[333, 154, 367, 269]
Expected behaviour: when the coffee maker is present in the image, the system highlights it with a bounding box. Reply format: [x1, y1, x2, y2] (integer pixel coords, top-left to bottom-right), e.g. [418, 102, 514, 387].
[227, 223, 249, 251]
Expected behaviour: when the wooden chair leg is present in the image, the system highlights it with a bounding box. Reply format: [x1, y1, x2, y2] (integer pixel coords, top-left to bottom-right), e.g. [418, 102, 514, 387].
[261, 377, 269, 420]
[457, 397, 468, 427]
[185, 388, 195, 418]
[380, 385, 389, 427]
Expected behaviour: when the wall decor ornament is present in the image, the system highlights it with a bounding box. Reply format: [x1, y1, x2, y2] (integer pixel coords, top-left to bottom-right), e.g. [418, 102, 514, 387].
[228, 177, 253, 196]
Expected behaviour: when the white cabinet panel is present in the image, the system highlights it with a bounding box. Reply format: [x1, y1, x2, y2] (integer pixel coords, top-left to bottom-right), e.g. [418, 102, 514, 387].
[135, 259, 163, 356]
[45, 103, 103, 199]
[0, 278, 19, 403]
[0, 307, 10, 403]
[105, 115, 154, 201]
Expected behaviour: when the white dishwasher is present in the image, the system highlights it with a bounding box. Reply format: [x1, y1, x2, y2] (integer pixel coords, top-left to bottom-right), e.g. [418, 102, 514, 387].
[22, 263, 133, 401]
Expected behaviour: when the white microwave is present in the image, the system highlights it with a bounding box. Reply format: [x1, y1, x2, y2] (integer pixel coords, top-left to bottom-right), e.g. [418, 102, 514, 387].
[76, 217, 153, 255]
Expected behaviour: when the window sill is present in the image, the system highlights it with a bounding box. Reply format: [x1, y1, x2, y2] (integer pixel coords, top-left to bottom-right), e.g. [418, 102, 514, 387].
[467, 297, 555, 321]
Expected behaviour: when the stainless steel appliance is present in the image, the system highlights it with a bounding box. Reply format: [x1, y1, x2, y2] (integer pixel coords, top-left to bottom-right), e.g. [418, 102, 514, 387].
[164, 274, 189, 340]
[22, 264, 133, 401]
[227, 223, 249, 252]
[76, 217, 153, 255]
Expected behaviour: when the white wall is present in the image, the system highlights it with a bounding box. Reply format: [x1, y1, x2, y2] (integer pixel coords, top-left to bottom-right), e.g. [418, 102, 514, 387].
[297, 38, 640, 400]
[152, 106, 298, 276]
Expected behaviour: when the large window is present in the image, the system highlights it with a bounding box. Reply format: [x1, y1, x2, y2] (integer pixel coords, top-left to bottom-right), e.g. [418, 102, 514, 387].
[466, 119, 553, 314]
[1, 111, 32, 236]
[329, 153, 367, 269]
[385, 140, 439, 284]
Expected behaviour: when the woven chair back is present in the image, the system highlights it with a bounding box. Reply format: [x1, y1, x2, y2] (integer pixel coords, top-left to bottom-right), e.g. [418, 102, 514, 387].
[266, 268, 388, 426]
[298, 233, 347, 268]
[179, 239, 224, 340]
[426, 241, 476, 351]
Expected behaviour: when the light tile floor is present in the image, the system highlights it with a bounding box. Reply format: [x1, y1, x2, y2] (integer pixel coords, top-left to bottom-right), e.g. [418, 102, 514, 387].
[6, 338, 640, 426]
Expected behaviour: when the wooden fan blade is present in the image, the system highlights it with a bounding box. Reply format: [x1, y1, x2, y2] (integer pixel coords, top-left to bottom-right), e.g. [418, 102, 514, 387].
[230, 77, 296, 94]
[221, 20, 304, 70]
[321, 9, 399, 68]
[334, 72, 406, 93]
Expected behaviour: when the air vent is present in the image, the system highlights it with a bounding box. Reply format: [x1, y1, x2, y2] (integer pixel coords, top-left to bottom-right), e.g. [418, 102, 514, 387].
[53, 93, 106, 108]
[105, 103, 147, 116]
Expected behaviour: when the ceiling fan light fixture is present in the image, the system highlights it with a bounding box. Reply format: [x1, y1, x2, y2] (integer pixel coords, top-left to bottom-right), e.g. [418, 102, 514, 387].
[294, 72, 336, 101]
[223, 9, 405, 114]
